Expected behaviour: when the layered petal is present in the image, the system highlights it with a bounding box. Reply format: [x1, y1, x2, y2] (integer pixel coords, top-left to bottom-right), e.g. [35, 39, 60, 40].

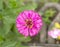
[29, 28, 38, 36]
[48, 29, 60, 39]
[16, 10, 43, 37]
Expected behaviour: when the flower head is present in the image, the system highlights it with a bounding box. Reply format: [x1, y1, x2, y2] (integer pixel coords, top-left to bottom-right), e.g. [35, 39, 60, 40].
[16, 10, 43, 37]
[48, 28, 60, 40]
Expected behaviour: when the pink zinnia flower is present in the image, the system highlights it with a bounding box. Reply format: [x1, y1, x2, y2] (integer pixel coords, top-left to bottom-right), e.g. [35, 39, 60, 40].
[48, 28, 60, 39]
[16, 10, 43, 37]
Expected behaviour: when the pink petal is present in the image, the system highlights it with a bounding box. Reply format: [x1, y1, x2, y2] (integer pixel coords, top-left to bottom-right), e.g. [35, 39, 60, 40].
[23, 10, 31, 19]
[16, 19, 25, 24]
[21, 12, 27, 20]
[16, 24, 21, 28]
[51, 34, 57, 38]
[29, 28, 38, 36]
[31, 13, 36, 19]
[48, 29, 60, 38]
[16, 10, 43, 37]
[20, 27, 29, 37]
[17, 14, 25, 22]
[48, 31, 57, 38]
[34, 23, 42, 30]
[18, 26, 27, 31]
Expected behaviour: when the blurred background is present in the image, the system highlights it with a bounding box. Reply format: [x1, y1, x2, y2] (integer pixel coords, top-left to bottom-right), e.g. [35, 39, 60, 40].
[0, 0, 60, 47]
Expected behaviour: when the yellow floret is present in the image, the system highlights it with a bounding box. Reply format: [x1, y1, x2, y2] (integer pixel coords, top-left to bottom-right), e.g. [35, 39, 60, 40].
[57, 36, 60, 40]
[55, 22, 60, 29]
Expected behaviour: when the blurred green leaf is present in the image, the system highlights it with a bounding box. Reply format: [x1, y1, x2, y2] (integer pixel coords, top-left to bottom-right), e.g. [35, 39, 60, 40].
[0, 35, 4, 44]
[0, 36, 3, 41]
[17, 37, 31, 42]
[0, 0, 3, 10]
[1, 40, 17, 47]
[0, 13, 3, 20]
[44, 9, 56, 17]
[3, 16, 15, 34]
[15, 3, 37, 14]
[49, 0, 60, 3]
[43, 8, 57, 25]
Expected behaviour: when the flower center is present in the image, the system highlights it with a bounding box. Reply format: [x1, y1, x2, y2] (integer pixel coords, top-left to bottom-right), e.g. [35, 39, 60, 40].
[26, 19, 33, 28]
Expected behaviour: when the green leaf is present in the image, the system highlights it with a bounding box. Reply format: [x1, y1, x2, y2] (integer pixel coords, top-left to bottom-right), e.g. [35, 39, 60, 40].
[15, 42, 29, 47]
[17, 37, 31, 42]
[0, 36, 3, 41]
[15, 3, 37, 15]
[1, 40, 17, 47]
[0, 13, 3, 20]
[3, 16, 14, 34]
[0, 35, 4, 44]
[0, 16, 15, 36]
[0, 0, 37, 47]
[49, 0, 60, 3]
[0, 0, 3, 10]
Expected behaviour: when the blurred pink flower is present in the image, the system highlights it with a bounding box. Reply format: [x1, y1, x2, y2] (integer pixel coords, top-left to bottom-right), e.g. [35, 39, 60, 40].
[48, 28, 60, 39]
[16, 10, 43, 37]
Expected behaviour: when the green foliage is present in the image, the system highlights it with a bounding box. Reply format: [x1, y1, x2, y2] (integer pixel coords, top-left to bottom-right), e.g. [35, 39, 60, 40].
[0, 0, 59, 47]
[43, 8, 57, 25]
[49, 0, 60, 3]
[0, 0, 3, 10]
[0, 0, 37, 47]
